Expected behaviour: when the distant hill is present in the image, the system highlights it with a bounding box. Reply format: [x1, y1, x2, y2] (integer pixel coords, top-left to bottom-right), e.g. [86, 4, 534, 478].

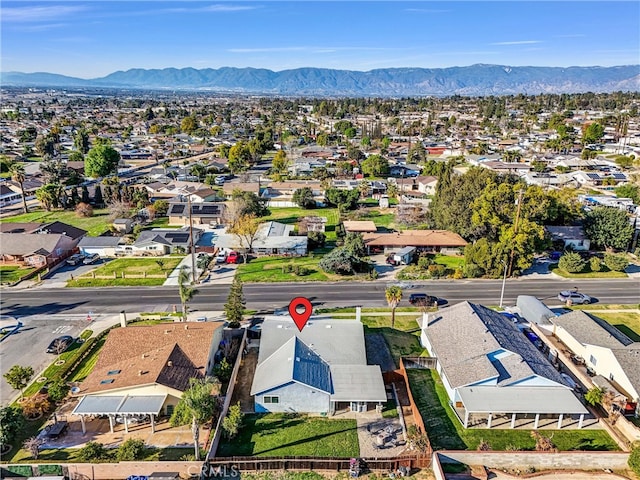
[2, 64, 639, 96]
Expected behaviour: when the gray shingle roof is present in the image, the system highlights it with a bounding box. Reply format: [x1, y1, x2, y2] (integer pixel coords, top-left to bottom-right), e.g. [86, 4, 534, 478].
[553, 310, 635, 349]
[423, 301, 565, 388]
[0, 233, 64, 256]
[610, 348, 640, 396]
[78, 236, 123, 247]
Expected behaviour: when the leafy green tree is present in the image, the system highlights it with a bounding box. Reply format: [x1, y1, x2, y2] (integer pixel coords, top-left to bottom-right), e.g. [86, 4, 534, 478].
[9, 163, 28, 214]
[558, 252, 586, 273]
[615, 184, 640, 204]
[222, 402, 243, 439]
[307, 231, 326, 249]
[319, 248, 361, 275]
[325, 188, 359, 211]
[47, 379, 70, 403]
[74, 129, 90, 154]
[292, 187, 316, 209]
[4, 365, 34, 398]
[77, 441, 108, 462]
[181, 116, 197, 134]
[361, 154, 389, 177]
[343, 232, 367, 258]
[582, 122, 604, 145]
[35, 134, 56, 157]
[85, 144, 120, 178]
[629, 442, 640, 477]
[604, 253, 628, 272]
[228, 141, 252, 173]
[214, 358, 233, 382]
[231, 190, 269, 217]
[178, 266, 199, 321]
[0, 406, 25, 447]
[224, 277, 245, 328]
[153, 199, 169, 216]
[589, 257, 602, 272]
[178, 378, 219, 461]
[584, 386, 605, 406]
[116, 438, 146, 461]
[271, 150, 289, 179]
[316, 133, 329, 147]
[385, 286, 403, 328]
[228, 213, 261, 263]
[583, 207, 634, 251]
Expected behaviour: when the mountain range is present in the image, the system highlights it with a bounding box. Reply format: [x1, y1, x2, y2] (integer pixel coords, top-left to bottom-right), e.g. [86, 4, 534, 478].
[2, 64, 639, 96]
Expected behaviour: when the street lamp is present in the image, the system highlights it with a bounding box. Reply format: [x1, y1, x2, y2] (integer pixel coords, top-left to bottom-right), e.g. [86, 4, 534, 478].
[499, 259, 508, 308]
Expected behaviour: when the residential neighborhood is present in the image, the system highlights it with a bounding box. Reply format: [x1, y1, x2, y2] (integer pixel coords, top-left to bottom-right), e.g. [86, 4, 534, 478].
[1, 88, 640, 479]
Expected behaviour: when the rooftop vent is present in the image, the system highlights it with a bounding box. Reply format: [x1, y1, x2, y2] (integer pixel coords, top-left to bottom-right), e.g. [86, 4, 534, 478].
[167, 361, 173, 367]
[164, 329, 171, 334]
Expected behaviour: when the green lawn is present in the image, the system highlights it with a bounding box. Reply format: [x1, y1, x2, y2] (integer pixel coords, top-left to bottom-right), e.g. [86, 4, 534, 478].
[550, 264, 628, 279]
[67, 336, 107, 382]
[432, 254, 465, 269]
[264, 207, 341, 241]
[0, 265, 35, 284]
[407, 369, 619, 451]
[589, 311, 640, 342]
[349, 209, 396, 229]
[67, 257, 183, 287]
[8, 446, 194, 463]
[217, 414, 359, 457]
[0, 209, 113, 237]
[236, 255, 330, 282]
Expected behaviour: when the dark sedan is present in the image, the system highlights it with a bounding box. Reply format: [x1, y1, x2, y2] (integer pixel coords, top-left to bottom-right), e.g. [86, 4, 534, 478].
[46, 335, 74, 354]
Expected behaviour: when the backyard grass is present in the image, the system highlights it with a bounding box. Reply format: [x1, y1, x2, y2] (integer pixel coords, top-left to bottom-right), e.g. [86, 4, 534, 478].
[264, 207, 341, 241]
[217, 414, 359, 457]
[0, 208, 113, 237]
[0, 265, 35, 284]
[67, 257, 183, 287]
[8, 446, 194, 463]
[549, 264, 628, 279]
[406, 369, 619, 452]
[588, 311, 640, 342]
[67, 336, 107, 382]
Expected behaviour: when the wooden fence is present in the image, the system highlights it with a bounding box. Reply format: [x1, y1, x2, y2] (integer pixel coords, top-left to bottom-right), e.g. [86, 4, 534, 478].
[398, 358, 428, 436]
[402, 356, 437, 370]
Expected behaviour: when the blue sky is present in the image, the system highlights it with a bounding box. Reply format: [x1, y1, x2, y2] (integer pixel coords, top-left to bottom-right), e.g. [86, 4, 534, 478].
[2, 1, 639, 78]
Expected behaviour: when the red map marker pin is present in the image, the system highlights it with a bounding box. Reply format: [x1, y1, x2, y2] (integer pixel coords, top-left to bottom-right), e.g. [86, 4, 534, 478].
[289, 297, 313, 332]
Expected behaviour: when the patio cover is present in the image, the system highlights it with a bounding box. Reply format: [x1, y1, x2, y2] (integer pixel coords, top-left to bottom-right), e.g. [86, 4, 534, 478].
[457, 386, 588, 414]
[72, 394, 167, 416]
[330, 365, 387, 403]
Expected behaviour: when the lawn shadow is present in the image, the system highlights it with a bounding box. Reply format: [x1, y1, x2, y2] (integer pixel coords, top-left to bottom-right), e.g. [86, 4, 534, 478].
[613, 324, 640, 342]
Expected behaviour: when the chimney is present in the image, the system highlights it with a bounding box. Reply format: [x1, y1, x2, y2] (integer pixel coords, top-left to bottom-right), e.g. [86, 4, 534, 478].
[356, 306, 362, 323]
[120, 310, 127, 328]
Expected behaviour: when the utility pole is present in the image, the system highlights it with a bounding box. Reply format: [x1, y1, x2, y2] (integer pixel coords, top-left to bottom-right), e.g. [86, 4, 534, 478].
[187, 194, 197, 284]
[507, 188, 525, 278]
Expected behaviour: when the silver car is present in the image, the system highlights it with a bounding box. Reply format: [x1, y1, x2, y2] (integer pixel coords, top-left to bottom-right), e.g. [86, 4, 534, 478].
[558, 290, 592, 304]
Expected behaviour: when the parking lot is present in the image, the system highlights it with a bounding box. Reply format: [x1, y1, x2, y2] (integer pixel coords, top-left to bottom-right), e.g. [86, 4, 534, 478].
[0, 314, 92, 405]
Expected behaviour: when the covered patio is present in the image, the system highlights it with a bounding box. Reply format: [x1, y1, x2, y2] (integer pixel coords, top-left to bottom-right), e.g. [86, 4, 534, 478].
[454, 386, 593, 429]
[72, 394, 167, 434]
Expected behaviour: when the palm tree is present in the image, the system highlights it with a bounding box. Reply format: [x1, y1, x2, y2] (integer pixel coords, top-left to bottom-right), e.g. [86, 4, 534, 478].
[180, 378, 219, 461]
[385, 286, 403, 328]
[178, 266, 199, 322]
[9, 163, 28, 213]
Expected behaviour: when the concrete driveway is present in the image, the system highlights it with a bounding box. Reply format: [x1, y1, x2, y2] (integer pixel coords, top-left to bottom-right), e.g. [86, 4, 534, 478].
[41, 258, 112, 288]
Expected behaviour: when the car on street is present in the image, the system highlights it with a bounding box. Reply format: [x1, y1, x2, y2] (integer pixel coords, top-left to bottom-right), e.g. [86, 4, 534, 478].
[214, 175, 226, 185]
[82, 253, 100, 265]
[226, 251, 238, 264]
[408, 293, 438, 306]
[558, 290, 592, 304]
[46, 335, 74, 354]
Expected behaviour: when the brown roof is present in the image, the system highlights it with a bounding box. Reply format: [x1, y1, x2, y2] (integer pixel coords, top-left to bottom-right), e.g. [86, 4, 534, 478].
[343, 221, 377, 233]
[0, 222, 43, 234]
[362, 230, 467, 247]
[80, 322, 223, 395]
[222, 182, 260, 194]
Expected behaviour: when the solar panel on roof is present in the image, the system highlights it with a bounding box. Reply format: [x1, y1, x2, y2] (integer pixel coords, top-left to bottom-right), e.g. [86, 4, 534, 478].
[198, 205, 220, 214]
[586, 173, 600, 180]
[165, 233, 189, 243]
[171, 204, 185, 214]
[612, 173, 626, 180]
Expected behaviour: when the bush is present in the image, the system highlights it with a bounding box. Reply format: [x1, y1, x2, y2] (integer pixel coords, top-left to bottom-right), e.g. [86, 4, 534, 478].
[427, 264, 447, 279]
[293, 265, 311, 276]
[629, 442, 640, 476]
[77, 442, 108, 462]
[307, 231, 326, 249]
[46, 379, 70, 403]
[75, 202, 93, 217]
[463, 263, 483, 278]
[452, 267, 464, 279]
[589, 257, 602, 272]
[116, 438, 146, 461]
[604, 253, 628, 272]
[417, 256, 433, 269]
[319, 248, 358, 275]
[558, 252, 586, 273]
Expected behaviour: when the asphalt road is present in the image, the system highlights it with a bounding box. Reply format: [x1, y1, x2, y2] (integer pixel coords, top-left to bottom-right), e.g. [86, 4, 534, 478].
[2, 278, 639, 318]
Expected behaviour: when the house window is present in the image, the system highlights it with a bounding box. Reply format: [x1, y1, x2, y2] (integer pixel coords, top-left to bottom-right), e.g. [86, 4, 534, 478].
[589, 355, 597, 366]
[263, 396, 279, 404]
[166, 405, 174, 416]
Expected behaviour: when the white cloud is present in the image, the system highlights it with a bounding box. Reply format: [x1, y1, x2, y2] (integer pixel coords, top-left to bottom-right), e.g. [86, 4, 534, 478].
[2, 5, 88, 22]
[490, 40, 542, 46]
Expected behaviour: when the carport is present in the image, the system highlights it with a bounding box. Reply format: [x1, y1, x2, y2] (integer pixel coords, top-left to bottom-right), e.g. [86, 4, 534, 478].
[72, 394, 166, 434]
[456, 386, 589, 429]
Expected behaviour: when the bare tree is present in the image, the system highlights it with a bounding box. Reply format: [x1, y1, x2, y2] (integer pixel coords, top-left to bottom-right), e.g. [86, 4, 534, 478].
[23, 436, 43, 459]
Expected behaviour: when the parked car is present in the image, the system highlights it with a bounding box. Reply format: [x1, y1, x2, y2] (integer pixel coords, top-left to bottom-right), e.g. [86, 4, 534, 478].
[386, 253, 399, 266]
[558, 290, 592, 304]
[66, 253, 85, 265]
[214, 175, 226, 186]
[226, 251, 238, 264]
[82, 253, 100, 265]
[46, 335, 74, 354]
[409, 293, 438, 306]
[215, 250, 227, 263]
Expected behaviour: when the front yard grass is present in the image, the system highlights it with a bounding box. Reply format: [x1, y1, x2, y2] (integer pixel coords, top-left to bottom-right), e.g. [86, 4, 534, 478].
[217, 413, 359, 457]
[549, 264, 628, 278]
[264, 207, 340, 241]
[406, 369, 619, 451]
[0, 208, 113, 237]
[236, 255, 330, 282]
[67, 257, 183, 287]
[0, 265, 35, 284]
[587, 311, 640, 342]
